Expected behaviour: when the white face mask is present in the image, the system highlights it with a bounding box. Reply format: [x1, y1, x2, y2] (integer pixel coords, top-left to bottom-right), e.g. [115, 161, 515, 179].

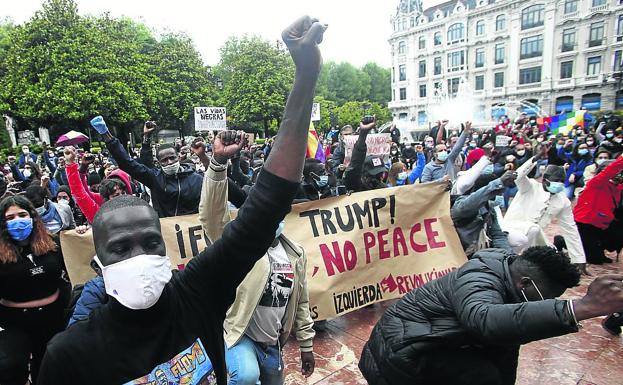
[161, 162, 180, 176]
[22, 169, 32, 178]
[94, 254, 172, 310]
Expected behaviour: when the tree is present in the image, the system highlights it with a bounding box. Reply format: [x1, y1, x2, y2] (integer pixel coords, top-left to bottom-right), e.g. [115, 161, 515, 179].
[335, 101, 392, 128]
[145, 32, 215, 135]
[215, 36, 294, 135]
[362, 63, 391, 105]
[313, 95, 337, 133]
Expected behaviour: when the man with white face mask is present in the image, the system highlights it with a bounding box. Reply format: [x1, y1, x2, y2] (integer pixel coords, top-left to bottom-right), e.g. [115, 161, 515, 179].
[91, 117, 203, 218]
[502, 144, 587, 274]
[38, 15, 327, 385]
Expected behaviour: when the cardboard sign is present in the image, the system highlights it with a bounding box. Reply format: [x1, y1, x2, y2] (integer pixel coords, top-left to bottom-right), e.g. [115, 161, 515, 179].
[343, 133, 391, 166]
[194, 107, 227, 131]
[60, 182, 466, 321]
[495, 135, 511, 147]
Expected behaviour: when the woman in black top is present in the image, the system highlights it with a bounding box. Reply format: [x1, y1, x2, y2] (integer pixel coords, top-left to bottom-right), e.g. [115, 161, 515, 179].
[0, 195, 68, 385]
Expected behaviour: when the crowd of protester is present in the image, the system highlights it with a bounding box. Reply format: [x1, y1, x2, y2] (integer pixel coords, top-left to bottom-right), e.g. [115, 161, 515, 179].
[0, 16, 623, 385]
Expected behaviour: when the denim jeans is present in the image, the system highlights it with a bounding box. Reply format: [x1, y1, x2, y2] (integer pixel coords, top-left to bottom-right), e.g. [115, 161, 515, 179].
[565, 184, 576, 200]
[225, 335, 283, 385]
[503, 186, 518, 209]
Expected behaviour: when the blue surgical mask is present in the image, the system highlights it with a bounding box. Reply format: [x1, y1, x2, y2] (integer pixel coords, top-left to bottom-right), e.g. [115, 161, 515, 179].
[490, 195, 504, 207]
[606, 133, 614, 139]
[545, 181, 564, 194]
[275, 220, 285, 238]
[437, 151, 449, 162]
[315, 175, 329, 188]
[578, 149, 589, 156]
[483, 165, 494, 174]
[596, 158, 607, 166]
[6, 218, 34, 241]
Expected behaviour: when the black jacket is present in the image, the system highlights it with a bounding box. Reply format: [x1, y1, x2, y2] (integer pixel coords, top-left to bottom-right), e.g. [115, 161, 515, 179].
[105, 137, 203, 217]
[359, 250, 578, 385]
[39, 170, 299, 385]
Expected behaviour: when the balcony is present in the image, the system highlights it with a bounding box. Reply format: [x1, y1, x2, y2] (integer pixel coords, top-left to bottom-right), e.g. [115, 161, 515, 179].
[590, 4, 609, 13]
[388, 100, 411, 109]
[561, 43, 576, 52]
[556, 78, 575, 87]
[562, 11, 579, 19]
[492, 87, 505, 94]
[584, 74, 602, 83]
[517, 83, 541, 90]
[588, 39, 605, 48]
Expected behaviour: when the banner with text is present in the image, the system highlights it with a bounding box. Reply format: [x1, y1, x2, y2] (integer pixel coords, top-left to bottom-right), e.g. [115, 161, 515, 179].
[343, 133, 391, 166]
[60, 182, 466, 320]
[284, 182, 466, 320]
[194, 107, 227, 131]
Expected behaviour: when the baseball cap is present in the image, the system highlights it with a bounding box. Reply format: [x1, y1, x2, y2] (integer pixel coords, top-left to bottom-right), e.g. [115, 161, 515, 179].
[363, 156, 388, 176]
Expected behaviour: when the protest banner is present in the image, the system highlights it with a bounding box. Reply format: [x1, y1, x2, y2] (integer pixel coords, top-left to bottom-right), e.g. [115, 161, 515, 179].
[343, 133, 391, 166]
[38, 127, 50, 145]
[60, 181, 466, 320]
[194, 107, 227, 131]
[311, 102, 320, 121]
[284, 181, 466, 320]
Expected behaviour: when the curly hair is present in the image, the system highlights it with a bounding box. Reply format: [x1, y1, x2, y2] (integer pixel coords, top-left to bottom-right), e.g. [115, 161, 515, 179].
[514, 246, 580, 289]
[0, 195, 57, 263]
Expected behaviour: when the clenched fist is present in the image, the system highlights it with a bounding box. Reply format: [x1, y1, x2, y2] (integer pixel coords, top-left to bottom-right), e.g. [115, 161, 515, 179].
[282, 16, 327, 76]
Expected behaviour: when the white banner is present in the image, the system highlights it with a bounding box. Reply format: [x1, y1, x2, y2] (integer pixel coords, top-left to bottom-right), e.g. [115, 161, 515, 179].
[343, 133, 392, 166]
[194, 107, 227, 131]
[311, 103, 321, 121]
[38, 127, 51, 145]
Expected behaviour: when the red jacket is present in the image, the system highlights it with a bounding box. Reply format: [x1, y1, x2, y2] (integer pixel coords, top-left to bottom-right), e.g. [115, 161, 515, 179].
[574, 156, 623, 229]
[67, 164, 133, 223]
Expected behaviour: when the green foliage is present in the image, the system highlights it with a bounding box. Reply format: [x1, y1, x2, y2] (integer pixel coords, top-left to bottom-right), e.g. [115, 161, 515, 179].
[335, 101, 392, 128]
[313, 96, 337, 133]
[0, 0, 217, 141]
[215, 36, 294, 134]
[316, 61, 390, 107]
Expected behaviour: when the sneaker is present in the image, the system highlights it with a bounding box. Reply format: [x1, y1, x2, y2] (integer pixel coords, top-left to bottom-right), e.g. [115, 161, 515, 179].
[602, 314, 622, 336]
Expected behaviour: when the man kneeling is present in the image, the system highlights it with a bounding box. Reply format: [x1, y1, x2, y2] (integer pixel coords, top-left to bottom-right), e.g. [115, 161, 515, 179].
[359, 247, 623, 385]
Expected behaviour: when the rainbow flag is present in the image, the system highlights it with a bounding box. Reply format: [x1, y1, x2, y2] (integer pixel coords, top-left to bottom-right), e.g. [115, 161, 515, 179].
[306, 121, 326, 162]
[537, 110, 585, 135]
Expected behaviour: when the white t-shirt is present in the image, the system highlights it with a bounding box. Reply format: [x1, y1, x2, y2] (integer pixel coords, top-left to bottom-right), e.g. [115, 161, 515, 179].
[245, 240, 294, 345]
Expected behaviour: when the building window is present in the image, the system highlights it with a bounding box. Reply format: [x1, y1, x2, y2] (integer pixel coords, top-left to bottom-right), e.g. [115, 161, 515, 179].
[475, 48, 485, 68]
[447, 23, 465, 43]
[476, 20, 485, 36]
[519, 67, 542, 84]
[615, 50, 622, 71]
[494, 72, 504, 87]
[410, 17, 416, 28]
[447, 50, 465, 71]
[418, 36, 426, 50]
[618, 15, 623, 41]
[391, 67, 395, 83]
[398, 41, 406, 55]
[496, 15, 506, 31]
[560, 61, 573, 79]
[418, 111, 427, 125]
[582, 93, 601, 110]
[399, 112, 408, 121]
[434, 31, 442, 45]
[556, 96, 574, 113]
[562, 29, 576, 52]
[520, 35, 543, 59]
[399, 64, 407, 81]
[392, 89, 395, 101]
[434, 57, 442, 75]
[521, 5, 544, 30]
[495, 44, 505, 64]
[401, 18, 407, 31]
[564, 0, 578, 14]
[592, 0, 606, 6]
[419, 84, 427, 98]
[399, 88, 407, 100]
[587, 56, 601, 75]
[447, 78, 460, 96]
[589, 22, 604, 47]
[419, 60, 426, 77]
[475, 75, 484, 90]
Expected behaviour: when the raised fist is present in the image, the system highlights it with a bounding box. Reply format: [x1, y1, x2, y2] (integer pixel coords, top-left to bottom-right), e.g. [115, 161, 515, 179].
[575, 274, 623, 320]
[213, 130, 245, 164]
[190, 137, 206, 157]
[282, 16, 327, 75]
[64, 147, 77, 165]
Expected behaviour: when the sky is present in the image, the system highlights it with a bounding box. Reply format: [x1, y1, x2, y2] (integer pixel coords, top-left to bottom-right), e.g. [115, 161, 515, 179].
[1, 0, 446, 68]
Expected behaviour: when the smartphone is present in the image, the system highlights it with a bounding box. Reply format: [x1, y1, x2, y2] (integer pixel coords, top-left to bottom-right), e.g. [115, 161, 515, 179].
[336, 185, 347, 195]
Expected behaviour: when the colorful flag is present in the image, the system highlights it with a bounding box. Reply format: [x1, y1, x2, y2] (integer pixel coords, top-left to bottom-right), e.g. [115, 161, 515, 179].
[537, 110, 585, 135]
[306, 121, 326, 162]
